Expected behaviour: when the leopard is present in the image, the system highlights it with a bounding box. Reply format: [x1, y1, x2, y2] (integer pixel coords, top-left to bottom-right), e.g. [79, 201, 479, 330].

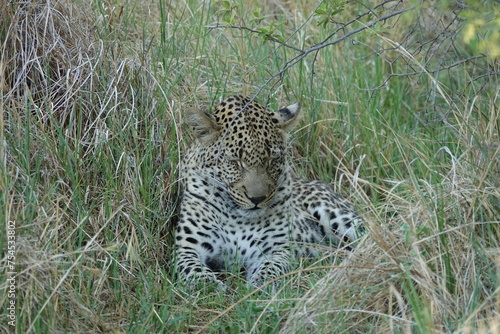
[175, 95, 363, 290]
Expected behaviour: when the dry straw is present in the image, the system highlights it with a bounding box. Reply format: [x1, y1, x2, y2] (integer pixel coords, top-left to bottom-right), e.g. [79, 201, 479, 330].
[1, 1, 164, 331]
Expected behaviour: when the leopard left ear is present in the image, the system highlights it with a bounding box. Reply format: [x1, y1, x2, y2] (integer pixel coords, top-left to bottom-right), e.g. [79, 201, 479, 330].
[275, 102, 301, 132]
[185, 107, 221, 145]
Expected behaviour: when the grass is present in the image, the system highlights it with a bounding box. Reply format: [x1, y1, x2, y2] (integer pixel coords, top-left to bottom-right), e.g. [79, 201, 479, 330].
[1, 0, 499, 333]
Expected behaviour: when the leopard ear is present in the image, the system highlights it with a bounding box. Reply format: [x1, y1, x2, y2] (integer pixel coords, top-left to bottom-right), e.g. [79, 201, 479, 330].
[186, 108, 221, 144]
[274, 102, 301, 132]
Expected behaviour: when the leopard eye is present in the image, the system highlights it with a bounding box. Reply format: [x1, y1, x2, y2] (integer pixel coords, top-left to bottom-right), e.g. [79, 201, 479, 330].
[226, 157, 242, 169]
[269, 146, 284, 159]
[227, 159, 239, 167]
[267, 155, 281, 168]
[270, 153, 283, 161]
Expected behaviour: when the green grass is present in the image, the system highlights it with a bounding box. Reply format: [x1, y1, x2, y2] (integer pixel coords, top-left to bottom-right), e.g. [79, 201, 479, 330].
[1, 0, 499, 333]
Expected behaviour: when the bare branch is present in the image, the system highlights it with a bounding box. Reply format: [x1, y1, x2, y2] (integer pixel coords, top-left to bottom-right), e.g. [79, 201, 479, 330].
[207, 24, 305, 53]
[255, 6, 415, 92]
[209, 0, 497, 101]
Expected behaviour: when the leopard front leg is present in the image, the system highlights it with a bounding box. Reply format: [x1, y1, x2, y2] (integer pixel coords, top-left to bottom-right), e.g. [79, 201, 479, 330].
[174, 197, 227, 291]
[246, 250, 290, 288]
[175, 247, 226, 291]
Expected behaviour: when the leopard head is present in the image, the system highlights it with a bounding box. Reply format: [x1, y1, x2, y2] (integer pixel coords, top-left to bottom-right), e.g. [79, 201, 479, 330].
[187, 95, 301, 212]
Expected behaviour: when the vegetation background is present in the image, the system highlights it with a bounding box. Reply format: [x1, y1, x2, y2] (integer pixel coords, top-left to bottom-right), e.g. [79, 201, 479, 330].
[1, 0, 499, 333]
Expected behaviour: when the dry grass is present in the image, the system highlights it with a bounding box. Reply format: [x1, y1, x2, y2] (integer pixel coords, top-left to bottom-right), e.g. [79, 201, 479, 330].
[281, 70, 500, 332]
[1, 0, 499, 333]
[1, 0, 174, 332]
[281, 144, 500, 333]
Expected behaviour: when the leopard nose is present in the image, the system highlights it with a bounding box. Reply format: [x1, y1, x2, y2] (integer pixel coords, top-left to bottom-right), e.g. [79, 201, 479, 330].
[248, 195, 266, 205]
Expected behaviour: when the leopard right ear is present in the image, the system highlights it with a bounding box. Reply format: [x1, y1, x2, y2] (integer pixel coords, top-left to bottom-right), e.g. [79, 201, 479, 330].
[186, 108, 221, 144]
[275, 102, 301, 132]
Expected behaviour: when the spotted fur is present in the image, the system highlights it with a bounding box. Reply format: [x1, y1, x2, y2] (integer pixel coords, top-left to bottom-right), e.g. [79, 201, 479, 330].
[175, 95, 362, 289]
